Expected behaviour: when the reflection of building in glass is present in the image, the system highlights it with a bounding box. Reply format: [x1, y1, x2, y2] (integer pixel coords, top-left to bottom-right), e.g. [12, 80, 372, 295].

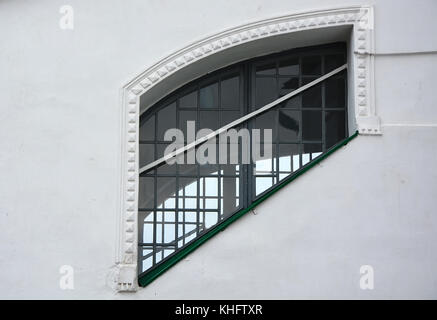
[138, 43, 347, 276]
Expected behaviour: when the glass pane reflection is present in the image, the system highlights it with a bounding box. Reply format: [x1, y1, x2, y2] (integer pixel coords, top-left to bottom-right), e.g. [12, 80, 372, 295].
[139, 43, 348, 274]
[221, 74, 240, 108]
[200, 82, 218, 108]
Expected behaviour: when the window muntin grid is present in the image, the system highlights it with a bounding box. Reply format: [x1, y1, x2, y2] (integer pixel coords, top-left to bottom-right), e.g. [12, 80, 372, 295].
[139, 43, 347, 275]
[250, 48, 347, 198]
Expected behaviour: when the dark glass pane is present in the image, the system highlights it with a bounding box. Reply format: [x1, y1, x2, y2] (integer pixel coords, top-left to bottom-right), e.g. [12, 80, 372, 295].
[325, 111, 346, 148]
[278, 58, 299, 75]
[254, 109, 277, 142]
[255, 77, 277, 109]
[179, 90, 198, 108]
[156, 144, 177, 174]
[156, 177, 176, 209]
[178, 162, 197, 176]
[179, 110, 197, 141]
[220, 74, 240, 109]
[302, 143, 322, 165]
[302, 56, 322, 75]
[220, 162, 241, 176]
[200, 110, 219, 132]
[302, 110, 322, 141]
[278, 110, 300, 141]
[325, 76, 346, 108]
[221, 110, 240, 127]
[157, 103, 176, 140]
[278, 144, 300, 180]
[302, 77, 322, 108]
[281, 95, 301, 109]
[199, 82, 218, 108]
[139, 115, 155, 141]
[156, 143, 170, 159]
[221, 176, 240, 217]
[256, 62, 276, 75]
[325, 54, 345, 73]
[278, 77, 299, 97]
[139, 143, 155, 168]
[141, 168, 155, 176]
[139, 177, 154, 208]
[157, 161, 177, 175]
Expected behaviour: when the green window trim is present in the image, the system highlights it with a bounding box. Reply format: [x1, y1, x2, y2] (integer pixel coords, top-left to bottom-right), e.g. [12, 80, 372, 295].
[138, 130, 358, 287]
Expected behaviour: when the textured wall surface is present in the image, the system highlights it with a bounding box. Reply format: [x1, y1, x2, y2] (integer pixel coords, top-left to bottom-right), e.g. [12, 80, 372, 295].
[0, 0, 436, 299]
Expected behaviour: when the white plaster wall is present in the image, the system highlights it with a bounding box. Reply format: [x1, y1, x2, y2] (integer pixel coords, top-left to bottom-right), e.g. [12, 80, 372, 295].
[0, 0, 436, 299]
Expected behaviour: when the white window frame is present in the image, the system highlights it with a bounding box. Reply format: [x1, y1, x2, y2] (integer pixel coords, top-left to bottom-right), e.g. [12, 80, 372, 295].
[113, 6, 380, 291]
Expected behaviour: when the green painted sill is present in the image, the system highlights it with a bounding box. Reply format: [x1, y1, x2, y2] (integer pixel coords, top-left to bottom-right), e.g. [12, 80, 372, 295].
[138, 131, 359, 287]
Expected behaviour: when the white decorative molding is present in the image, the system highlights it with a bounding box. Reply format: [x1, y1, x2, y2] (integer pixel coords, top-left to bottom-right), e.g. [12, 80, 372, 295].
[114, 6, 380, 292]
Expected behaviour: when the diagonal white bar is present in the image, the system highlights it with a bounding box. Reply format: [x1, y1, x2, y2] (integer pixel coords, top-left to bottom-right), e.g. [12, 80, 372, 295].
[139, 63, 347, 174]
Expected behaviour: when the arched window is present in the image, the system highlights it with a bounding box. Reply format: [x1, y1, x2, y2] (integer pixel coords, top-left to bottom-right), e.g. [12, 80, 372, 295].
[138, 43, 348, 281]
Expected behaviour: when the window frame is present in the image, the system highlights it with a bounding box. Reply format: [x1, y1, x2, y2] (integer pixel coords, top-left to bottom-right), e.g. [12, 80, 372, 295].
[137, 43, 348, 279]
[115, 6, 379, 292]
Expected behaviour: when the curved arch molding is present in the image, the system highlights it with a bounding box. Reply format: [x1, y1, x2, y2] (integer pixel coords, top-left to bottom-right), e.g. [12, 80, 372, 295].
[114, 6, 380, 292]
